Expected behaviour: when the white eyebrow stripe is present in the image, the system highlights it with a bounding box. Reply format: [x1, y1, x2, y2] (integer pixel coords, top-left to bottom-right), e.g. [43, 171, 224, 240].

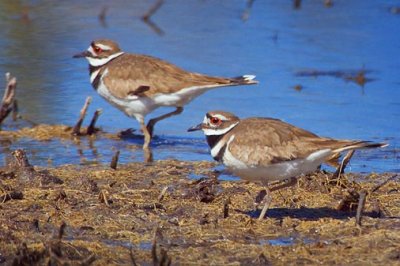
[86, 52, 124, 66]
[96, 43, 112, 50]
[214, 114, 228, 120]
[203, 121, 239, 136]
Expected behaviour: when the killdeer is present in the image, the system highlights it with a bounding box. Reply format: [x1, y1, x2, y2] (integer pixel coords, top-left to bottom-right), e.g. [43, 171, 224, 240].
[73, 39, 258, 149]
[188, 111, 388, 219]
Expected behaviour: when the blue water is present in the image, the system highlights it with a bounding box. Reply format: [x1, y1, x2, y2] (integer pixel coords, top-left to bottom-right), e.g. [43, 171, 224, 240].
[0, 1, 399, 173]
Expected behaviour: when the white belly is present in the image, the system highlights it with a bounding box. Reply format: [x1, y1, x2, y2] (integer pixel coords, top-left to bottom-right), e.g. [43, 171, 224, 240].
[223, 148, 333, 185]
[97, 78, 156, 121]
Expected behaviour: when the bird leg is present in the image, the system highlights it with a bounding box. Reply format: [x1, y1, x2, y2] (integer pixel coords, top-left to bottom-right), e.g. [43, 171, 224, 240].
[258, 187, 272, 220]
[140, 120, 152, 150]
[140, 120, 154, 163]
[146, 107, 183, 137]
[333, 150, 355, 179]
[258, 177, 298, 220]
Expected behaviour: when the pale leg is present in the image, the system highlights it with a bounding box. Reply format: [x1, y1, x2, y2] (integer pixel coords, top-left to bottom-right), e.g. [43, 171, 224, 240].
[258, 187, 272, 220]
[146, 107, 183, 137]
[333, 150, 355, 178]
[258, 177, 298, 220]
[140, 119, 152, 150]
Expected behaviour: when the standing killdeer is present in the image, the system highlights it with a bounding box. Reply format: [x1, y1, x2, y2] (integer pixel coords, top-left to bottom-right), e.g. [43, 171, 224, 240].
[188, 111, 388, 219]
[73, 39, 258, 149]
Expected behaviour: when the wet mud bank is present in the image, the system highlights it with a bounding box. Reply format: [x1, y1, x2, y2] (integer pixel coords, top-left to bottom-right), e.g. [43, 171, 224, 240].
[0, 141, 399, 265]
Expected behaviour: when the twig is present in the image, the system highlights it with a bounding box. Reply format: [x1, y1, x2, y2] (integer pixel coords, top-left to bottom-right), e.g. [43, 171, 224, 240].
[223, 197, 231, 218]
[0, 73, 17, 125]
[152, 227, 171, 266]
[152, 229, 159, 266]
[12, 99, 18, 121]
[110, 150, 120, 170]
[129, 248, 138, 266]
[12, 149, 34, 170]
[355, 190, 367, 226]
[98, 6, 108, 27]
[135, 203, 164, 211]
[293, 0, 302, 9]
[142, 17, 164, 36]
[58, 221, 66, 240]
[72, 96, 92, 135]
[242, 0, 255, 21]
[142, 0, 164, 35]
[371, 174, 399, 193]
[86, 108, 102, 135]
[157, 186, 169, 202]
[98, 190, 110, 207]
[142, 0, 164, 21]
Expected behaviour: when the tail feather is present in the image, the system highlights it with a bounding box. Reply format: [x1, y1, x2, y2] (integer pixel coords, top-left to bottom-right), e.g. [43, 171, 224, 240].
[333, 141, 388, 154]
[230, 75, 258, 85]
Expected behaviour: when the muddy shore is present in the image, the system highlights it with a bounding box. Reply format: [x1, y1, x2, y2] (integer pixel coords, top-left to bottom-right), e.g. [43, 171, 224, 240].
[0, 125, 399, 265]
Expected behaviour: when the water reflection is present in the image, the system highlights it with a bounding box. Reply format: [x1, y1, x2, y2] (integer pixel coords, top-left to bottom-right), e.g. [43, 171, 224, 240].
[0, 1, 398, 173]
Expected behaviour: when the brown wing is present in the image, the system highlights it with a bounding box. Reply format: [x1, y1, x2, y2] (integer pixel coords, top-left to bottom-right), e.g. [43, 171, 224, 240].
[102, 54, 239, 99]
[228, 118, 355, 166]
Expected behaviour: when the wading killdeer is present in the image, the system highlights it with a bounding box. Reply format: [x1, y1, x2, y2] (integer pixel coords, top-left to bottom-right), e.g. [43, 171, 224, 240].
[73, 39, 258, 149]
[188, 111, 388, 219]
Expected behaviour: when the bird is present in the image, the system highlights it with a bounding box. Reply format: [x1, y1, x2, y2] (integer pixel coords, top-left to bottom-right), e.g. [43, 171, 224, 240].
[188, 110, 388, 219]
[73, 39, 258, 150]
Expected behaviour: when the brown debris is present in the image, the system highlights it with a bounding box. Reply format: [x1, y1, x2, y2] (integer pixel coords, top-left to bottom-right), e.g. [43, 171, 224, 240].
[152, 227, 172, 266]
[72, 96, 92, 136]
[0, 160, 398, 265]
[295, 68, 374, 88]
[242, 0, 255, 21]
[293, 0, 302, 9]
[86, 109, 102, 135]
[293, 84, 303, 92]
[7, 149, 63, 185]
[0, 73, 17, 125]
[98, 189, 112, 206]
[110, 150, 120, 170]
[98, 6, 108, 27]
[12, 99, 19, 121]
[355, 190, 367, 226]
[223, 197, 231, 218]
[324, 0, 334, 7]
[142, 0, 164, 35]
[0, 190, 23, 203]
[195, 178, 219, 203]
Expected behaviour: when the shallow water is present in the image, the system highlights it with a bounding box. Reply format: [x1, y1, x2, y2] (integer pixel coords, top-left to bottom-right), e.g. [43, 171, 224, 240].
[0, 1, 399, 173]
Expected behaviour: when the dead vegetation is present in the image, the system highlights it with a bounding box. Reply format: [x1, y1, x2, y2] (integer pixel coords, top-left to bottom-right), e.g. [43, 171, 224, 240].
[0, 151, 399, 265]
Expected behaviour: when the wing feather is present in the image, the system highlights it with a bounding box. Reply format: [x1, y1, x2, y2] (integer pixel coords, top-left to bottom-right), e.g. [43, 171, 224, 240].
[228, 118, 354, 166]
[102, 54, 236, 99]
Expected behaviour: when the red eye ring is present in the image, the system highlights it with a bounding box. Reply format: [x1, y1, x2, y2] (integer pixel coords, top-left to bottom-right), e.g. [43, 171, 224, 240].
[93, 46, 102, 53]
[210, 117, 221, 125]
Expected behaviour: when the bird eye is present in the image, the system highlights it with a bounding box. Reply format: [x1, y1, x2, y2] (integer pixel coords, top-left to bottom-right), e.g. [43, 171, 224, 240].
[93, 46, 102, 53]
[210, 117, 221, 125]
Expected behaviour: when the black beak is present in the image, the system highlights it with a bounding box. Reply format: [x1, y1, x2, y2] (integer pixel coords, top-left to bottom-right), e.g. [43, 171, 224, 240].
[73, 50, 91, 58]
[187, 123, 203, 132]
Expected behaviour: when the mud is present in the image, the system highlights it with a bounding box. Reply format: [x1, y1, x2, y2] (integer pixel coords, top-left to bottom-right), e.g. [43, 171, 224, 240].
[0, 125, 399, 265]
